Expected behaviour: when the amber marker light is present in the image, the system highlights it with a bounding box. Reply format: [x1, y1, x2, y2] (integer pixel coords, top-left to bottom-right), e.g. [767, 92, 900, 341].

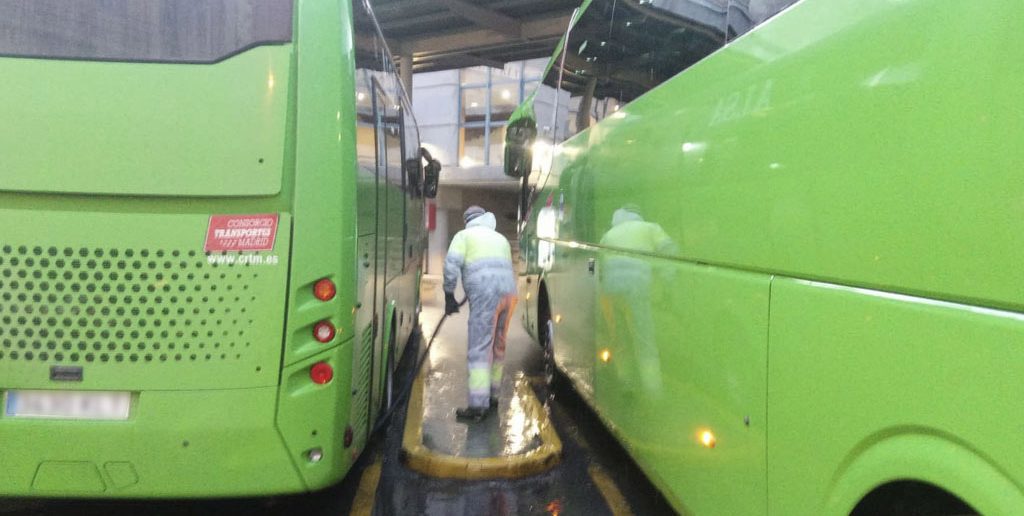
[554, 314, 562, 324]
[599, 349, 611, 363]
[313, 320, 336, 343]
[310, 362, 334, 384]
[313, 278, 336, 301]
[699, 430, 717, 449]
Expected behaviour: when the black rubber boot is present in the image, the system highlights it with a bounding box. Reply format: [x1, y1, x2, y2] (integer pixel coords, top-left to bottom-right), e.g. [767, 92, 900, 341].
[455, 406, 489, 422]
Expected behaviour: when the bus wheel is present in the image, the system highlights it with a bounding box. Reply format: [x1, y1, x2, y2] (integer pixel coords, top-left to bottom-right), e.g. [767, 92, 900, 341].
[542, 319, 556, 387]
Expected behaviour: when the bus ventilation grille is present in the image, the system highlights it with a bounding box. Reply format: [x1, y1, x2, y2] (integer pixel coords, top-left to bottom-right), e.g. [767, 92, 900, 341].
[350, 323, 374, 439]
[0, 245, 259, 365]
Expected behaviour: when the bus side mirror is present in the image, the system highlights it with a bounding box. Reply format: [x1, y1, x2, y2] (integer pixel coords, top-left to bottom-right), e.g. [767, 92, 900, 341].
[504, 121, 536, 178]
[420, 147, 441, 199]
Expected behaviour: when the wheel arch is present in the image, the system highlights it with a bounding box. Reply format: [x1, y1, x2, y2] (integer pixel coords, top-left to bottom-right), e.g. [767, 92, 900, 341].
[821, 428, 1023, 515]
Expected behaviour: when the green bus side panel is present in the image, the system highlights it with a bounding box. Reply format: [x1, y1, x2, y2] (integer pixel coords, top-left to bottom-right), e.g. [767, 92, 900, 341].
[563, 0, 1024, 311]
[0, 208, 291, 391]
[0, 387, 301, 498]
[767, 279, 1024, 515]
[276, 341, 357, 492]
[549, 244, 771, 515]
[389, 265, 420, 360]
[546, 244, 596, 402]
[384, 182, 405, 287]
[0, 45, 290, 197]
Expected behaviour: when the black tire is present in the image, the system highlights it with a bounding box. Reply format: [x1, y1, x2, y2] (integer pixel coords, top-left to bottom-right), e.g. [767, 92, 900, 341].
[542, 319, 556, 387]
[851, 481, 979, 516]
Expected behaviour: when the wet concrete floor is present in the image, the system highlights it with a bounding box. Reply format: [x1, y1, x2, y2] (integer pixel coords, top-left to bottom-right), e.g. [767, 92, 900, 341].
[417, 288, 544, 459]
[360, 281, 676, 515]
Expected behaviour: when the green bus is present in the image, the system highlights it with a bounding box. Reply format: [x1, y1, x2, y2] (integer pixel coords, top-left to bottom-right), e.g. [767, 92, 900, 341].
[507, 0, 1022, 514]
[0, 0, 437, 498]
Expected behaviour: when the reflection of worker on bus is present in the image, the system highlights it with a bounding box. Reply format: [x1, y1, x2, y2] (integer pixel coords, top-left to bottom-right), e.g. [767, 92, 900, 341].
[597, 205, 675, 394]
[444, 206, 518, 422]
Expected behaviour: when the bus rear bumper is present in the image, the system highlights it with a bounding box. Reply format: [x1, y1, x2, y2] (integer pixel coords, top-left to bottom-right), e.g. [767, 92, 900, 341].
[0, 386, 306, 498]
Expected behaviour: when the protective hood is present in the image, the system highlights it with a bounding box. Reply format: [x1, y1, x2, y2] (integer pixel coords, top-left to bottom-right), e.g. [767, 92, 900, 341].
[611, 208, 643, 226]
[467, 211, 497, 230]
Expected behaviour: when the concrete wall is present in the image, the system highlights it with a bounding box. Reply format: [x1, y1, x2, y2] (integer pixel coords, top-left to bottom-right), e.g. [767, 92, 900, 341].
[426, 186, 519, 276]
[413, 66, 550, 277]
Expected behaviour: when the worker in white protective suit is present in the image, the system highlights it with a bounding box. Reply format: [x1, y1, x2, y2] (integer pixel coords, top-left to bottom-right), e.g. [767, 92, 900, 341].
[443, 205, 517, 422]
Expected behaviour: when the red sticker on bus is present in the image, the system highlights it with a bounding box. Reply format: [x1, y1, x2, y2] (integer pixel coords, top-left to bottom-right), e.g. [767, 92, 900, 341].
[204, 214, 279, 252]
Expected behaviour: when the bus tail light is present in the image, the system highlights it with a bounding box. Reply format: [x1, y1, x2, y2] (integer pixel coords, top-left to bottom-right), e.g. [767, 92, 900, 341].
[313, 321, 336, 343]
[344, 425, 354, 448]
[310, 362, 334, 384]
[313, 278, 336, 301]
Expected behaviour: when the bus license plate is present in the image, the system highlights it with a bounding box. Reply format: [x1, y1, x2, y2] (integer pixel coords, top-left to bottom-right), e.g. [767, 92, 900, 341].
[4, 390, 131, 420]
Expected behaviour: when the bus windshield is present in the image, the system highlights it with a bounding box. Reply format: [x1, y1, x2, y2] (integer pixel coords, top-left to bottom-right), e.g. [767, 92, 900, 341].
[0, 0, 293, 64]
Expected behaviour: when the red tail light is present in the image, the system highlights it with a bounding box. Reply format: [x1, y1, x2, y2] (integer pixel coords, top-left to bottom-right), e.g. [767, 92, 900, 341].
[310, 362, 334, 384]
[344, 425, 354, 448]
[313, 278, 336, 301]
[313, 321, 336, 343]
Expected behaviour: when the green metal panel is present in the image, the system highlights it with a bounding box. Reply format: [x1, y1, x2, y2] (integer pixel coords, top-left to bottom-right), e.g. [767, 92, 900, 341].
[283, 0, 357, 367]
[519, 0, 1024, 512]
[276, 340, 357, 491]
[0, 0, 429, 497]
[767, 278, 1024, 515]
[0, 209, 290, 391]
[546, 244, 596, 401]
[0, 46, 290, 197]
[544, 240, 770, 514]
[593, 256, 770, 516]
[277, 0, 363, 492]
[348, 320, 375, 454]
[549, 0, 1024, 312]
[387, 269, 419, 367]
[0, 386, 302, 497]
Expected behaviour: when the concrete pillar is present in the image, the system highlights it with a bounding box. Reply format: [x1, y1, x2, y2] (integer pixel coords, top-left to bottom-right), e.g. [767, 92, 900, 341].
[576, 76, 597, 132]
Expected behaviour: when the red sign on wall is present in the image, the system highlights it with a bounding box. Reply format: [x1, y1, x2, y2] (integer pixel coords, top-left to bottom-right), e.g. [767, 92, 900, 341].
[204, 214, 279, 252]
[426, 201, 436, 231]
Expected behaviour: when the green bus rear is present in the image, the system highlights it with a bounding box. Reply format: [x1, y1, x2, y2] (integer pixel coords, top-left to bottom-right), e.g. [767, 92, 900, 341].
[510, 0, 1024, 514]
[0, 0, 428, 497]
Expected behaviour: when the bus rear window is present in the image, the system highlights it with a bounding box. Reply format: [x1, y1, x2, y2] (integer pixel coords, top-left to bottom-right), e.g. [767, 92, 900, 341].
[0, 0, 293, 64]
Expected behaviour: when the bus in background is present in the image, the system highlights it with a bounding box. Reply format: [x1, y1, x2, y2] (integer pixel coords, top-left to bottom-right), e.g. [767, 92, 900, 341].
[506, 0, 1022, 514]
[0, 0, 439, 497]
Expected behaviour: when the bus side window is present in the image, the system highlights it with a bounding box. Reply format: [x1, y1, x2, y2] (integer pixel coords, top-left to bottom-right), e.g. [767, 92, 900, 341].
[727, 0, 800, 41]
[401, 100, 422, 198]
[553, 0, 731, 141]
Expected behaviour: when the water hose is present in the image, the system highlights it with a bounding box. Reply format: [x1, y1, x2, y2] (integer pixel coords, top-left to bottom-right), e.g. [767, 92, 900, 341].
[371, 297, 466, 435]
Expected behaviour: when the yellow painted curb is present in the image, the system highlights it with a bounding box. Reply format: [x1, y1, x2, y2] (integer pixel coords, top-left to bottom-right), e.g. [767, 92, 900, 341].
[349, 458, 381, 516]
[588, 464, 635, 516]
[400, 362, 562, 479]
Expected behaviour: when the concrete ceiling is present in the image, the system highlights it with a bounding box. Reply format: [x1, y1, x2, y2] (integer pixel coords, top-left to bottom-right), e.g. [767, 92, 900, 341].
[357, 0, 579, 73]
